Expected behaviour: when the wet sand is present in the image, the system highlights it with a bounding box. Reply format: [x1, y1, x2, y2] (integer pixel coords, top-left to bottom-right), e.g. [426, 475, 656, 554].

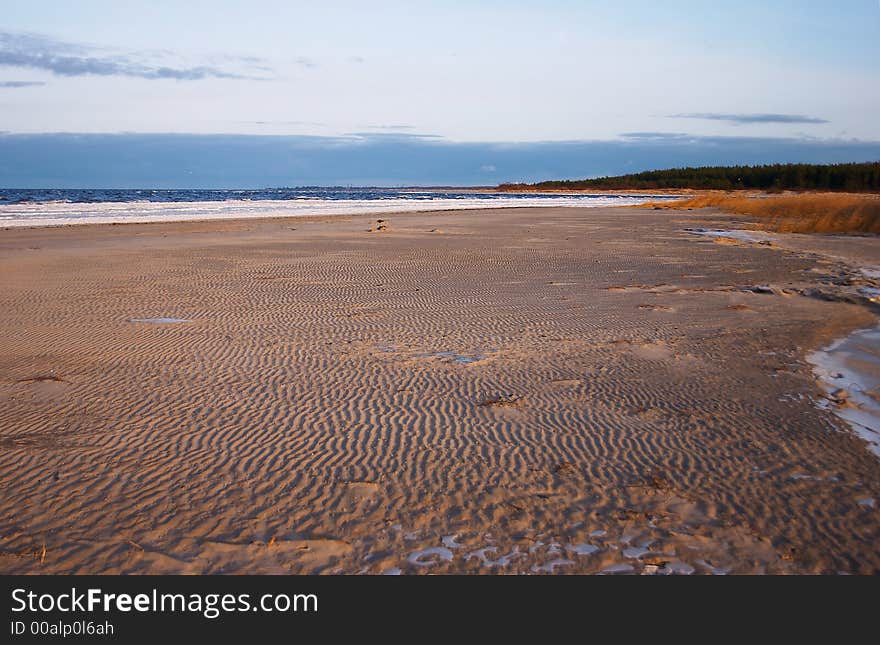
[1, 206, 879, 574]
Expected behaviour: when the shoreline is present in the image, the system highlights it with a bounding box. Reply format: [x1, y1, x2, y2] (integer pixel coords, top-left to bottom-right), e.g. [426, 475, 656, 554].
[0, 194, 678, 229]
[2, 206, 878, 574]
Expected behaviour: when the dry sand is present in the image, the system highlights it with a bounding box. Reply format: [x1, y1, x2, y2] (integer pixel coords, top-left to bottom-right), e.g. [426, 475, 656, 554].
[1, 206, 878, 574]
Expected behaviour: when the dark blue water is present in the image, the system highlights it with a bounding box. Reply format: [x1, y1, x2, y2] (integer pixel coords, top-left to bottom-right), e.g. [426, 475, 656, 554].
[0, 187, 678, 205]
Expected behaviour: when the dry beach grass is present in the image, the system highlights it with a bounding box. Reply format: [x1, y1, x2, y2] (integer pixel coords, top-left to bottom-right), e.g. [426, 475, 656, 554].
[645, 192, 880, 234]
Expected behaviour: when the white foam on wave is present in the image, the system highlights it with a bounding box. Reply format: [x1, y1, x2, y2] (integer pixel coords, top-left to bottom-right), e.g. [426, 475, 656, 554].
[0, 195, 667, 228]
[808, 324, 880, 458]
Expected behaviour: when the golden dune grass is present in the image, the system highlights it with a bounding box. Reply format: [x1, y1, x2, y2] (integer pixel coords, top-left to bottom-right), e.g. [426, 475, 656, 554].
[646, 192, 880, 234]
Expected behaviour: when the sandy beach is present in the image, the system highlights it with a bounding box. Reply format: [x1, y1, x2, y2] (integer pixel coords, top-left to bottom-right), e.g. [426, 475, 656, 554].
[1, 206, 878, 574]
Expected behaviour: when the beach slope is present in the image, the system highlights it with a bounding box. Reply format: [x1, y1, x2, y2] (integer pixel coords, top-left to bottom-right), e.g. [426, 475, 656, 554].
[1, 207, 878, 574]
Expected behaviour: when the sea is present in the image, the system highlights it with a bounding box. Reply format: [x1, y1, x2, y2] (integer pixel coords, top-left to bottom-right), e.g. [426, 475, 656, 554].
[0, 188, 681, 227]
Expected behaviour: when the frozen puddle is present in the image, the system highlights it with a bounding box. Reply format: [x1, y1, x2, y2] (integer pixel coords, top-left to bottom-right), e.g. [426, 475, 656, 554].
[685, 228, 771, 244]
[128, 317, 192, 324]
[808, 324, 880, 458]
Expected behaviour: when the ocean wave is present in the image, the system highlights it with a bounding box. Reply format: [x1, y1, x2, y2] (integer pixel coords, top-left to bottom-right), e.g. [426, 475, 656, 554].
[0, 190, 681, 227]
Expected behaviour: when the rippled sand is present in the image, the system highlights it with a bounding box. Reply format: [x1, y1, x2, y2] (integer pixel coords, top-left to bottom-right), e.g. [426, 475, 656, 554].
[1, 207, 878, 574]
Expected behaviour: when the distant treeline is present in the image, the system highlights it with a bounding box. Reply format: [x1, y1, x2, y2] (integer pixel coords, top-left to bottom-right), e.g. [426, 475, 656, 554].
[499, 162, 880, 192]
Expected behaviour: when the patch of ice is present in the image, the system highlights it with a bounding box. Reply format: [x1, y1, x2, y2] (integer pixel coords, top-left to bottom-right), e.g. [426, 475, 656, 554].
[412, 349, 493, 364]
[531, 559, 575, 573]
[696, 560, 730, 575]
[441, 534, 464, 549]
[407, 547, 453, 566]
[686, 228, 771, 244]
[663, 561, 696, 575]
[790, 473, 823, 481]
[602, 563, 635, 574]
[808, 324, 880, 458]
[566, 543, 600, 556]
[466, 546, 525, 567]
[128, 317, 191, 324]
[859, 287, 880, 303]
[623, 545, 653, 559]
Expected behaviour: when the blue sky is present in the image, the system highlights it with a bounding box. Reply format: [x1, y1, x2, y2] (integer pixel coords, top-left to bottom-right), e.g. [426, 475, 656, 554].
[1, 1, 879, 186]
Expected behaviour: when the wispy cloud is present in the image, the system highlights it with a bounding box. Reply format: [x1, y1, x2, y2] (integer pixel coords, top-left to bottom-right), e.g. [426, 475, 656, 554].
[243, 120, 327, 127]
[621, 132, 690, 140]
[362, 124, 415, 131]
[0, 80, 45, 88]
[670, 112, 829, 125]
[0, 31, 266, 81]
[294, 56, 317, 69]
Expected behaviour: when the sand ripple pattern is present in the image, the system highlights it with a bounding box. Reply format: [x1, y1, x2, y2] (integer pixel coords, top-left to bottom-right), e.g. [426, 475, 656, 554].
[0, 209, 878, 574]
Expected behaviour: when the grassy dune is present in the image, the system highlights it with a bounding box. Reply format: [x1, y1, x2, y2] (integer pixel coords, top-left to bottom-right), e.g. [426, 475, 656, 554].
[646, 192, 880, 234]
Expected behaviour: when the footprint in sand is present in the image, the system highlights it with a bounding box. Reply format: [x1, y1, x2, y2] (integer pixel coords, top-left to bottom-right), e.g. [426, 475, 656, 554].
[342, 481, 379, 504]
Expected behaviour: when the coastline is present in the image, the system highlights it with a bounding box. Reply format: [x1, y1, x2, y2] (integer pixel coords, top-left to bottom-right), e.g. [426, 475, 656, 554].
[0, 192, 675, 229]
[1, 206, 878, 574]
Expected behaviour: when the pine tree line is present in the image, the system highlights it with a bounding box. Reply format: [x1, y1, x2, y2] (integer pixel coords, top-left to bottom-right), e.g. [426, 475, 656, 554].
[499, 162, 880, 192]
